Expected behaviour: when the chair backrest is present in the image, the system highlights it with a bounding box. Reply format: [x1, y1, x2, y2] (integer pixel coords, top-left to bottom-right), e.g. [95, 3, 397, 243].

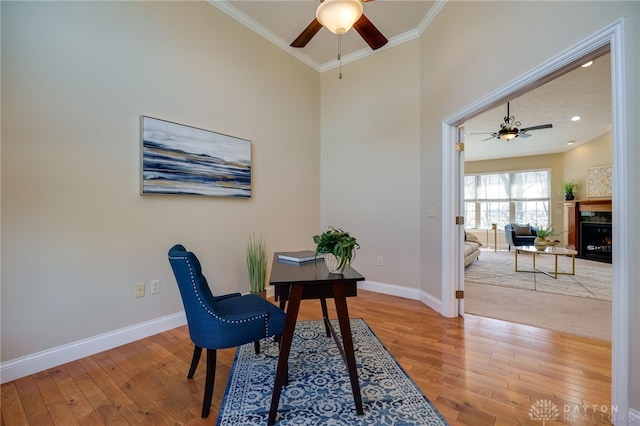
[168, 244, 220, 347]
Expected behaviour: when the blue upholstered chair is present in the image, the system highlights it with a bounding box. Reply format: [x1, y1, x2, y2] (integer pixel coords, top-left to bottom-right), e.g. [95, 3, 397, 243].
[168, 244, 286, 418]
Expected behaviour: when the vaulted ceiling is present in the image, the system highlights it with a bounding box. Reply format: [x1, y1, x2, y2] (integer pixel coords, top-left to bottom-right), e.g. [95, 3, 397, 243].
[210, 1, 612, 161]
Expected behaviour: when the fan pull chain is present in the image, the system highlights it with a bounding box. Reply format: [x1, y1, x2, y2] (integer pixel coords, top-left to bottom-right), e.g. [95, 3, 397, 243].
[338, 34, 342, 79]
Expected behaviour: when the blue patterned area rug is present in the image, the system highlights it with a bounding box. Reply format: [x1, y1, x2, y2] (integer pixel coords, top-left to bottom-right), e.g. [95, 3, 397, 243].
[216, 318, 448, 425]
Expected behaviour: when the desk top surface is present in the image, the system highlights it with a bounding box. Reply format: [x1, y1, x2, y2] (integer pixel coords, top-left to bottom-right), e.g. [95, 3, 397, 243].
[269, 253, 365, 285]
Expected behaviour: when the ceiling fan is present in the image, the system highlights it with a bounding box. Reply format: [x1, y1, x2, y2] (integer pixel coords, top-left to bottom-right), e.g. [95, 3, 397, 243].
[290, 0, 388, 50]
[473, 102, 553, 141]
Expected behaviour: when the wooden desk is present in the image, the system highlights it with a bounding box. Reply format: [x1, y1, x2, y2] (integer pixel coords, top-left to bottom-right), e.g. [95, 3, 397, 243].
[268, 254, 365, 425]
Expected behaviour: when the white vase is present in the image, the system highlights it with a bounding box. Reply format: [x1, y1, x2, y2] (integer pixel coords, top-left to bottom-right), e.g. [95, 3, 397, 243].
[324, 253, 345, 274]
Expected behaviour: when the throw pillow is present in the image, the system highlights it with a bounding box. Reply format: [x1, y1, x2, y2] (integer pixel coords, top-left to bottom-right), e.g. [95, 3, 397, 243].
[513, 224, 531, 236]
[466, 232, 481, 243]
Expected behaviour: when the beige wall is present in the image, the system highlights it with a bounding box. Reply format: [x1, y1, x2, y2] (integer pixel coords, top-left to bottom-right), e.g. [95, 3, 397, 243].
[320, 40, 422, 291]
[564, 132, 613, 198]
[1, 1, 320, 362]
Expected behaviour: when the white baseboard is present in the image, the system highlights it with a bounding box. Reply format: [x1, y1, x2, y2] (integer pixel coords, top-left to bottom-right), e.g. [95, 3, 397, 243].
[0, 312, 187, 384]
[358, 280, 444, 315]
[0, 284, 441, 384]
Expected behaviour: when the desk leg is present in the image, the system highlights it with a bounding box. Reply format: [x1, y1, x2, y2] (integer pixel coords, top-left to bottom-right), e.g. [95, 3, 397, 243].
[268, 284, 303, 425]
[320, 298, 331, 337]
[332, 283, 364, 416]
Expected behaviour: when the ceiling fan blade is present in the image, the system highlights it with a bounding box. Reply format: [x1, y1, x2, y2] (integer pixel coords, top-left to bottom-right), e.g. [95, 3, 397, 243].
[353, 14, 388, 50]
[521, 123, 553, 132]
[482, 134, 498, 141]
[519, 133, 532, 138]
[290, 19, 323, 48]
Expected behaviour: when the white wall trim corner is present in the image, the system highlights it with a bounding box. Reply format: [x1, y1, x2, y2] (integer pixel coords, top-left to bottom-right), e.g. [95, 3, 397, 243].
[358, 280, 443, 314]
[0, 312, 187, 384]
[359, 280, 421, 300]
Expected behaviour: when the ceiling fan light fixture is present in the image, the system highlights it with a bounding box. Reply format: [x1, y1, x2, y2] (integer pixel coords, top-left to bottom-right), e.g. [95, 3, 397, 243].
[316, 0, 363, 35]
[499, 128, 519, 140]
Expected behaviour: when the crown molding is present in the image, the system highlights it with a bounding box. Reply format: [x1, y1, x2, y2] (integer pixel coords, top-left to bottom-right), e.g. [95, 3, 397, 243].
[209, 0, 447, 73]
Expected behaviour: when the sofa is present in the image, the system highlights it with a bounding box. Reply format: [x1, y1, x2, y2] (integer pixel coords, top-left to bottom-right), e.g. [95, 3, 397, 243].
[464, 231, 482, 266]
[504, 223, 538, 250]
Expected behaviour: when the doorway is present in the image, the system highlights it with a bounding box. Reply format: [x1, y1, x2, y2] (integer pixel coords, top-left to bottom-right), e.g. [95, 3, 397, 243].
[461, 51, 612, 340]
[441, 19, 629, 419]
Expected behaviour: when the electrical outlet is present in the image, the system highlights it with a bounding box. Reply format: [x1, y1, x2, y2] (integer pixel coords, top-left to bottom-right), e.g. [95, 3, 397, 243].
[151, 279, 161, 294]
[377, 256, 383, 266]
[135, 282, 145, 298]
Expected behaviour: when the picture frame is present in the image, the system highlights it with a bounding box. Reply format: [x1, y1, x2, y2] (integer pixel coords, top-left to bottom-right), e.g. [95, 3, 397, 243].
[586, 165, 612, 198]
[141, 116, 251, 197]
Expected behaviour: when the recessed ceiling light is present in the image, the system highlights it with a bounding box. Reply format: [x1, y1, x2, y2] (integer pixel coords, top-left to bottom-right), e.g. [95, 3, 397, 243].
[581, 60, 594, 68]
[568, 140, 575, 145]
[571, 116, 581, 121]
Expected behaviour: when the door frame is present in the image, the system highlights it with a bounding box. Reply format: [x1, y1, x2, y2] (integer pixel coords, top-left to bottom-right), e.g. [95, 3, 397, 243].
[441, 18, 629, 421]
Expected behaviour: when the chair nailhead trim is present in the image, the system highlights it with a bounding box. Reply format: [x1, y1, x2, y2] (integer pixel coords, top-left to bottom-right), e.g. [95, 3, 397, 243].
[170, 254, 270, 334]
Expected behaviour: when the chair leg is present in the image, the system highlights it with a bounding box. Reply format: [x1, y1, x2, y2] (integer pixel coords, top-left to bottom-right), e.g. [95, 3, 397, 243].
[254, 340, 260, 355]
[188, 346, 202, 379]
[201, 349, 216, 418]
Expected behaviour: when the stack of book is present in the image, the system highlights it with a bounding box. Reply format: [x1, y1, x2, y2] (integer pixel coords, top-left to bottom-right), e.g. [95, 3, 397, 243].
[277, 250, 323, 263]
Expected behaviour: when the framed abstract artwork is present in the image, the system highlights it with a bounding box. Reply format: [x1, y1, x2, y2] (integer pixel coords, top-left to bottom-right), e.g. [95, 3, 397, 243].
[141, 116, 251, 197]
[586, 165, 612, 198]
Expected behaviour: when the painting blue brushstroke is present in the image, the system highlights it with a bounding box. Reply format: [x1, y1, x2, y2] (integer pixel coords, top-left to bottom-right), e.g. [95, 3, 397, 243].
[141, 116, 251, 197]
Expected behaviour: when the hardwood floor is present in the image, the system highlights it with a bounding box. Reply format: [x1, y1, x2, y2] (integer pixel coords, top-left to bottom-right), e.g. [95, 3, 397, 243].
[1, 290, 612, 425]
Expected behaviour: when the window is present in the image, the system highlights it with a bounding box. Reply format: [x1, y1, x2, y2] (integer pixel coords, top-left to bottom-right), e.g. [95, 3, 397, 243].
[464, 170, 550, 229]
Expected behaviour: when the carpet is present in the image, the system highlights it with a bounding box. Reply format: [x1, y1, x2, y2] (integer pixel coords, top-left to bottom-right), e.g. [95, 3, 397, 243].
[465, 249, 611, 301]
[464, 249, 612, 341]
[217, 319, 448, 426]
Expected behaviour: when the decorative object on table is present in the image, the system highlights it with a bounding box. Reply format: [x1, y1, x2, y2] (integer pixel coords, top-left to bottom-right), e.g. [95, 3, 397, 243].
[277, 250, 323, 263]
[586, 165, 612, 198]
[313, 226, 359, 274]
[216, 319, 449, 426]
[561, 179, 579, 200]
[141, 116, 251, 197]
[246, 234, 267, 296]
[535, 226, 558, 250]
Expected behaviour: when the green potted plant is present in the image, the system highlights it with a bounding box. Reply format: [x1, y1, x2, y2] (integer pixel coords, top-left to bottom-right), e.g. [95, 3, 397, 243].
[534, 226, 560, 250]
[246, 234, 267, 296]
[313, 226, 360, 274]
[562, 180, 579, 200]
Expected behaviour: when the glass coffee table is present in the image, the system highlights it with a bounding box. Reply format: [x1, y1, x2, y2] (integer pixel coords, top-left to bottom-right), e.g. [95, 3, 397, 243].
[514, 245, 578, 279]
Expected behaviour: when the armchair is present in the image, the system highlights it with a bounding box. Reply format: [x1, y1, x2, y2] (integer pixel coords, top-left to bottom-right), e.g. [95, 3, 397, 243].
[504, 223, 538, 250]
[168, 244, 286, 418]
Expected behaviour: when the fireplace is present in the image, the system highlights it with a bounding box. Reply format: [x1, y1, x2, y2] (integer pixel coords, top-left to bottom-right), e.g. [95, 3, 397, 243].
[580, 222, 612, 263]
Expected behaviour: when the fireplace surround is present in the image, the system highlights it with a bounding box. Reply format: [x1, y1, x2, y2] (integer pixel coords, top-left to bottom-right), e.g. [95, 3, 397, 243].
[580, 222, 612, 263]
[563, 199, 612, 263]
